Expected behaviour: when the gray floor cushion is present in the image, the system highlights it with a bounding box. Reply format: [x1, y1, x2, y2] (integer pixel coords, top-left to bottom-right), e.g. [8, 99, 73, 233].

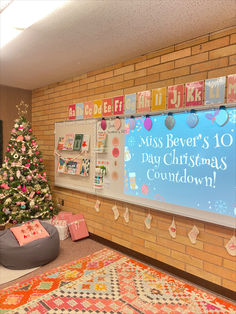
[0, 221, 60, 270]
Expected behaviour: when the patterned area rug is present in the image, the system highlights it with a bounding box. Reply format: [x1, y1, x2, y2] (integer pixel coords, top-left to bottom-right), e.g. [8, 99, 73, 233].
[0, 248, 235, 313]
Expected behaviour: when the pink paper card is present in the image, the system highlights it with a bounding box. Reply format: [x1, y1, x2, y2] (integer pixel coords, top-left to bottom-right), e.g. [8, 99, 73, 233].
[227, 74, 236, 103]
[113, 96, 124, 115]
[68, 104, 76, 120]
[84, 101, 93, 119]
[137, 91, 151, 113]
[103, 98, 113, 116]
[185, 81, 203, 107]
[168, 84, 184, 109]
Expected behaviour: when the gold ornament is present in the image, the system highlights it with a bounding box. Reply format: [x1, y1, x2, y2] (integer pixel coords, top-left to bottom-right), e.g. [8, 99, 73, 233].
[16, 100, 28, 116]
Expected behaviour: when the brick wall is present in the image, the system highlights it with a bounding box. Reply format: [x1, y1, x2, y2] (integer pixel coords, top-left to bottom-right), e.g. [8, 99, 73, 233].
[32, 27, 236, 291]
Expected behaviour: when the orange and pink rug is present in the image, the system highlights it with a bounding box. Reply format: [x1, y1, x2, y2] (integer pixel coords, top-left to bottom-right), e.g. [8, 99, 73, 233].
[0, 248, 235, 313]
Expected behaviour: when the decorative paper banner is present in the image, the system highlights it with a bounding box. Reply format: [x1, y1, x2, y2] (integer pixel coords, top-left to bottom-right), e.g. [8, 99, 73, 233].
[84, 101, 93, 119]
[137, 90, 151, 113]
[113, 96, 124, 115]
[227, 74, 236, 103]
[103, 98, 113, 116]
[76, 103, 84, 119]
[93, 100, 102, 118]
[68, 104, 76, 120]
[152, 87, 166, 111]
[168, 84, 184, 109]
[185, 80, 203, 107]
[125, 93, 136, 114]
[205, 76, 226, 105]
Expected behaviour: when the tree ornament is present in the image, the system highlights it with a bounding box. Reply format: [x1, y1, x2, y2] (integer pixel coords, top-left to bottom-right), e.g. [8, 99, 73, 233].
[16, 135, 24, 142]
[16, 100, 28, 117]
[144, 116, 152, 131]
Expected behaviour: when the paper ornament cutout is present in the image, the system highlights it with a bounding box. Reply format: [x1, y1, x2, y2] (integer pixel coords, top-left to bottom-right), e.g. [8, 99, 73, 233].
[124, 207, 129, 223]
[144, 116, 152, 131]
[145, 213, 152, 229]
[114, 117, 121, 130]
[165, 115, 175, 130]
[225, 236, 236, 256]
[186, 113, 199, 128]
[112, 136, 119, 146]
[112, 205, 119, 220]
[101, 119, 107, 130]
[188, 225, 199, 244]
[169, 218, 176, 238]
[112, 147, 119, 158]
[215, 109, 229, 127]
[129, 118, 136, 130]
[94, 200, 100, 212]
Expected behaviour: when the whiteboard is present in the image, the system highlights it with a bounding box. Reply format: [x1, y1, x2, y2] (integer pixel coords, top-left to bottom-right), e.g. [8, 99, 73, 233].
[54, 110, 236, 228]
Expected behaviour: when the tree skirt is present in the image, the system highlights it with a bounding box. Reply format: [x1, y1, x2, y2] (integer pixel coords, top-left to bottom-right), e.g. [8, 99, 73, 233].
[0, 248, 235, 313]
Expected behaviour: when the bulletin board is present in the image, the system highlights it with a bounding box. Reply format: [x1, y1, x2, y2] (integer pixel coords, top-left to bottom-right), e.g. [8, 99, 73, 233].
[54, 119, 96, 193]
[54, 107, 236, 228]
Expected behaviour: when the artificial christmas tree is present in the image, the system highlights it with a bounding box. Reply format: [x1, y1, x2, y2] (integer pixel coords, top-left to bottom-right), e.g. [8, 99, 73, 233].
[0, 101, 58, 226]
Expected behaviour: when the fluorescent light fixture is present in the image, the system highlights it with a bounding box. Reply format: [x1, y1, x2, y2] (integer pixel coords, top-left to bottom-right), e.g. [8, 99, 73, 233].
[0, 0, 68, 48]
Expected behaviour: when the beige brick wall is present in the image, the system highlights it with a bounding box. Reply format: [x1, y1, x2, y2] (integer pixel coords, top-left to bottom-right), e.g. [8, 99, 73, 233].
[32, 26, 236, 292]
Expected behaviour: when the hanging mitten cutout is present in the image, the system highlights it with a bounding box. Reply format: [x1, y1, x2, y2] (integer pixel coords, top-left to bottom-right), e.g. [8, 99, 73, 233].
[188, 225, 199, 244]
[124, 206, 129, 223]
[112, 205, 119, 220]
[169, 218, 176, 238]
[225, 236, 236, 256]
[144, 116, 152, 131]
[186, 112, 199, 128]
[145, 213, 152, 229]
[95, 200, 100, 212]
[165, 115, 175, 130]
[101, 119, 107, 130]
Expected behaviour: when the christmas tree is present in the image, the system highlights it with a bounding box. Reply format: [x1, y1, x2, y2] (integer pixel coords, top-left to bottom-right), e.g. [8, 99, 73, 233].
[0, 101, 58, 226]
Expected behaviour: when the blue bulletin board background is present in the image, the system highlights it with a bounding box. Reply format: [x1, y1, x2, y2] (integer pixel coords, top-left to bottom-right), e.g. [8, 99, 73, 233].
[124, 107, 236, 221]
